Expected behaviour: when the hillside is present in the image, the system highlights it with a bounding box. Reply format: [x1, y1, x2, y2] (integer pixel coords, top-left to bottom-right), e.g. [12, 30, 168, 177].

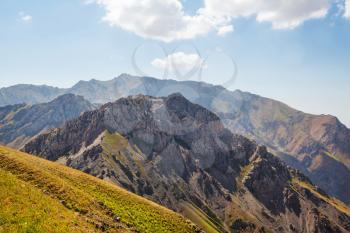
[24, 94, 350, 233]
[0, 145, 200, 233]
[0, 94, 95, 149]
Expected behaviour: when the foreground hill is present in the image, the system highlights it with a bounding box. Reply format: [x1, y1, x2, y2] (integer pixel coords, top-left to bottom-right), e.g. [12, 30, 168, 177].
[0, 94, 95, 149]
[0, 145, 200, 233]
[24, 94, 350, 232]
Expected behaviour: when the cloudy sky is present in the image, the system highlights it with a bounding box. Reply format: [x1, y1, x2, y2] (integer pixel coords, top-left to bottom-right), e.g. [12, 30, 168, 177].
[0, 0, 350, 126]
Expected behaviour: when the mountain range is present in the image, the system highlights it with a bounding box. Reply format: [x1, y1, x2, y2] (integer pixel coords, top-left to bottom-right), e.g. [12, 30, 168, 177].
[23, 93, 350, 233]
[0, 94, 95, 148]
[1, 74, 350, 206]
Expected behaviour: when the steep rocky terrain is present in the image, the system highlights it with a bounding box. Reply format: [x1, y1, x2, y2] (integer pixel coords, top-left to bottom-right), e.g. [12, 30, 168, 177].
[213, 90, 350, 205]
[0, 94, 95, 148]
[2, 74, 350, 205]
[24, 94, 350, 233]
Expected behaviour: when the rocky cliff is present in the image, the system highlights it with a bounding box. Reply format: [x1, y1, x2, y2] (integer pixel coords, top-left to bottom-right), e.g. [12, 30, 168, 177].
[24, 94, 350, 233]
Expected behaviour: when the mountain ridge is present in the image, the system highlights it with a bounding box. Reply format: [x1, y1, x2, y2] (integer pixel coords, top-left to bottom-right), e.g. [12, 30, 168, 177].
[2, 74, 350, 205]
[0, 94, 95, 149]
[23, 93, 350, 233]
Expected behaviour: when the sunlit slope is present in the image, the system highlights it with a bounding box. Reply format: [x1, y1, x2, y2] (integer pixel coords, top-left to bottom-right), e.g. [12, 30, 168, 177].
[0, 145, 200, 233]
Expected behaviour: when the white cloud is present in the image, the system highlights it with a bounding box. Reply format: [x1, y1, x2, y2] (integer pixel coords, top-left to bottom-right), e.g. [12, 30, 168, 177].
[92, 0, 340, 41]
[83, 0, 95, 4]
[151, 52, 205, 73]
[200, 0, 331, 29]
[95, 0, 215, 42]
[217, 25, 234, 36]
[19, 12, 32, 23]
[345, 0, 350, 18]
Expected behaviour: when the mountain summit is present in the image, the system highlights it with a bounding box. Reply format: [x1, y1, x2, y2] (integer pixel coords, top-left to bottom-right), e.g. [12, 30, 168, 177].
[24, 94, 350, 233]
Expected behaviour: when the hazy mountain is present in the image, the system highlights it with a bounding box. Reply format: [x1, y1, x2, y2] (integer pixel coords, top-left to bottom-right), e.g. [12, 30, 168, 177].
[24, 94, 350, 233]
[2, 74, 350, 205]
[0, 84, 65, 106]
[0, 94, 95, 148]
[0, 74, 157, 105]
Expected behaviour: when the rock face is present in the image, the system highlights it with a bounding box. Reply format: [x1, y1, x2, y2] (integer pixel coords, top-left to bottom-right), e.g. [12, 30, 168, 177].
[24, 94, 350, 233]
[0, 94, 95, 148]
[2, 74, 350, 205]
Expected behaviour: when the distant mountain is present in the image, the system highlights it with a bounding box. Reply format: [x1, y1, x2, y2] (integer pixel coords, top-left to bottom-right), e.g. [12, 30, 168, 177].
[0, 145, 200, 233]
[0, 94, 95, 148]
[2, 74, 350, 205]
[0, 74, 157, 105]
[0, 84, 64, 106]
[24, 94, 350, 233]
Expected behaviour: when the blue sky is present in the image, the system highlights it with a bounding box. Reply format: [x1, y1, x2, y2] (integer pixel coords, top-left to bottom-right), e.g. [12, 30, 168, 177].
[0, 0, 350, 126]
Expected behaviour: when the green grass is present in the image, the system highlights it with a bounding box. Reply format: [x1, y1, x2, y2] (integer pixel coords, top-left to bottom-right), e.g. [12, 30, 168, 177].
[102, 131, 129, 153]
[324, 151, 340, 161]
[236, 163, 254, 190]
[100, 131, 149, 180]
[0, 170, 92, 233]
[291, 178, 350, 216]
[180, 202, 222, 233]
[0, 145, 199, 233]
[101, 131, 145, 166]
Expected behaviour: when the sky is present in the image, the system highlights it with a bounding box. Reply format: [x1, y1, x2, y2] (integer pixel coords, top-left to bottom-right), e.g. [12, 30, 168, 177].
[0, 0, 349, 126]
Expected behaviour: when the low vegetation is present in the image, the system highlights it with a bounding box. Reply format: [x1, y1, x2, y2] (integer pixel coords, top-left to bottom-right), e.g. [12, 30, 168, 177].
[291, 178, 350, 216]
[0, 146, 199, 233]
[180, 202, 222, 233]
[236, 163, 254, 190]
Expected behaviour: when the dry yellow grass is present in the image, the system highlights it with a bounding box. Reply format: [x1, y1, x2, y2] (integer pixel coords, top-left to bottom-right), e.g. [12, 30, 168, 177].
[180, 202, 222, 233]
[291, 178, 350, 216]
[0, 145, 199, 233]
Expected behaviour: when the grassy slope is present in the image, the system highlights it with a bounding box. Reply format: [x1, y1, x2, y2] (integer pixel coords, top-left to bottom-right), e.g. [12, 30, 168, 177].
[180, 202, 222, 233]
[0, 169, 93, 233]
[291, 178, 350, 216]
[0, 145, 199, 233]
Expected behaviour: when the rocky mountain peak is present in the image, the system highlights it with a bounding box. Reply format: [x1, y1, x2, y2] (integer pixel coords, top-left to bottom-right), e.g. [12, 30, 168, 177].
[23, 93, 350, 232]
[49, 93, 85, 102]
